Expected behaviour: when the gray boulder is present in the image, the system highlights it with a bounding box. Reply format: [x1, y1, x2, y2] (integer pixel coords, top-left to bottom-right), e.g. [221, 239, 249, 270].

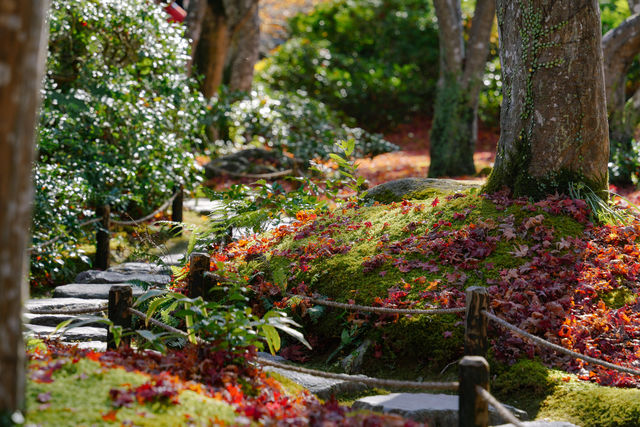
[363, 178, 481, 203]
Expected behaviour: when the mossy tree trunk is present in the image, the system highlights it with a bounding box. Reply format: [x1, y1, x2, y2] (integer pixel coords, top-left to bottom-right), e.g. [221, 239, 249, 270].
[486, 0, 610, 198]
[0, 0, 48, 421]
[428, 0, 495, 178]
[602, 13, 640, 186]
[187, 0, 259, 98]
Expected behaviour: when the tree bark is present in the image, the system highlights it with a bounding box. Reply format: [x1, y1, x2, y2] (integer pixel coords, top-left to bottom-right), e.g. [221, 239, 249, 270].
[486, 0, 609, 198]
[193, 0, 230, 98]
[429, 0, 495, 178]
[189, 0, 259, 97]
[602, 13, 640, 185]
[0, 0, 49, 419]
[227, 3, 260, 92]
[603, 13, 640, 116]
[629, 0, 640, 15]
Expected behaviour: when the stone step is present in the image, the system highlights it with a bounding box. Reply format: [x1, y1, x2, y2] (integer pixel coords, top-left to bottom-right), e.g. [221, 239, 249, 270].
[25, 324, 107, 342]
[24, 313, 107, 328]
[257, 352, 369, 399]
[53, 283, 146, 299]
[75, 270, 170, 286]
[352, 393, 528, 426]
[107, 262, 170, 275]
[25, 297, 108, 313]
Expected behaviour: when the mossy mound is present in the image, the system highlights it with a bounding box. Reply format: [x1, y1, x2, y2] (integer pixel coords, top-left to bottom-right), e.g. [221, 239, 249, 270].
[363, 177, 481, 203]
[215, 185, 640, 424]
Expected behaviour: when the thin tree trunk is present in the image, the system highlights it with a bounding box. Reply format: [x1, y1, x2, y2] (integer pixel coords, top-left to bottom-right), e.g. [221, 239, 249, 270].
[193, 0, 230, 98]
[0, 0, 49, 419]
[429, 0, 495, 178]
[629, 0, 640, 14]
[487, 0, 609, 198]
[602, 13, 640, 185]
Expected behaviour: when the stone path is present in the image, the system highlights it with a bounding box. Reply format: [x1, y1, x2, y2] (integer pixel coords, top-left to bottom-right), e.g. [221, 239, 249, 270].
[24, 262, 173, 351]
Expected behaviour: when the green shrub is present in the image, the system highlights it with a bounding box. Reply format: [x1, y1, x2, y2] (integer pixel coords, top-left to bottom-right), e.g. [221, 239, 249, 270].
[211, 84, 398, 161]
[257, 0, 440, 130]
[32, 0, 206, 282]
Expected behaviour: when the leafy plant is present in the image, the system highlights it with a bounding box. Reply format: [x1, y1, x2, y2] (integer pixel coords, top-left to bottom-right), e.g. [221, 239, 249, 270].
[142, 289, 311, 354]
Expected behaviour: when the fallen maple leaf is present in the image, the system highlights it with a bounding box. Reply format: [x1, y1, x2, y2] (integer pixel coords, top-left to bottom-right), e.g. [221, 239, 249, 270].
[431, 197, 439, 207]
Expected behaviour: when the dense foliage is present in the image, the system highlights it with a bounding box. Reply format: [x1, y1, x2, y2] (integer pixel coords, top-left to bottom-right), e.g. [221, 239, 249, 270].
[257, 0, 440, 130]
[32, 0, 206, 281]
[210, 85, 398, 162]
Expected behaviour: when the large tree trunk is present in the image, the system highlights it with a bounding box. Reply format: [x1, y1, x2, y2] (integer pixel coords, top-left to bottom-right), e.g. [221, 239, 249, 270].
[486, 0, 609, 198]
[428, 0, 495, 178]
[0, 0, 49, 421]
[602, 13, 640, 185]
[189, 0, 259, 98]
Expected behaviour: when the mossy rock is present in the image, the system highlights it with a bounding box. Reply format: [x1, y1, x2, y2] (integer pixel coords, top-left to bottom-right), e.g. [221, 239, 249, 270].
[362, 177, 481, 203]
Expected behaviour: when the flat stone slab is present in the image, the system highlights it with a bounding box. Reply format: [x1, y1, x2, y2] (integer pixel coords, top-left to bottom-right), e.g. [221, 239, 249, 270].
[352, 393, 527, 426]
[25, 298, 107, 312]
[24, 313, 107, 328]
[53, 283, 146, 299]
[75, 270, 170, 286]
[25, 324, 107, 342]
[159, 254, 185, 266]
[107, 262, 170, 275]
[184, 198, 223, 215]
[258, 352, 368, 399]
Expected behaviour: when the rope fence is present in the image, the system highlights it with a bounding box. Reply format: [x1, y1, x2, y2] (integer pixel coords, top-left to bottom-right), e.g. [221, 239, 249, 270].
[288, 294, 466, 316]
[256, 357, 459, 391]
[475, 386, 524, 427]
[111, 191, 180, 226]
[483, 310, 640, 377]
[42, 258, 640, 426]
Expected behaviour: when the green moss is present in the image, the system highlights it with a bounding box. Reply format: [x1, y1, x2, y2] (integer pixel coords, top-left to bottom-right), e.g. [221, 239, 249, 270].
[600, 287, 637, 309]
[26, 358, 237, 426]
[538, 371, 640, 427]
[492, 358, 555, 416]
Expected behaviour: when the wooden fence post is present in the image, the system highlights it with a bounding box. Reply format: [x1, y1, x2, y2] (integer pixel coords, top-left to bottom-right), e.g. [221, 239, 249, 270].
[171, 184, 183, 236]
[187, 252, 209, 298]
[459, 356, 490, 427]
[95, 205, 111, 270]
[107, 285, 133, 350]
[465, 286, 489, 356]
